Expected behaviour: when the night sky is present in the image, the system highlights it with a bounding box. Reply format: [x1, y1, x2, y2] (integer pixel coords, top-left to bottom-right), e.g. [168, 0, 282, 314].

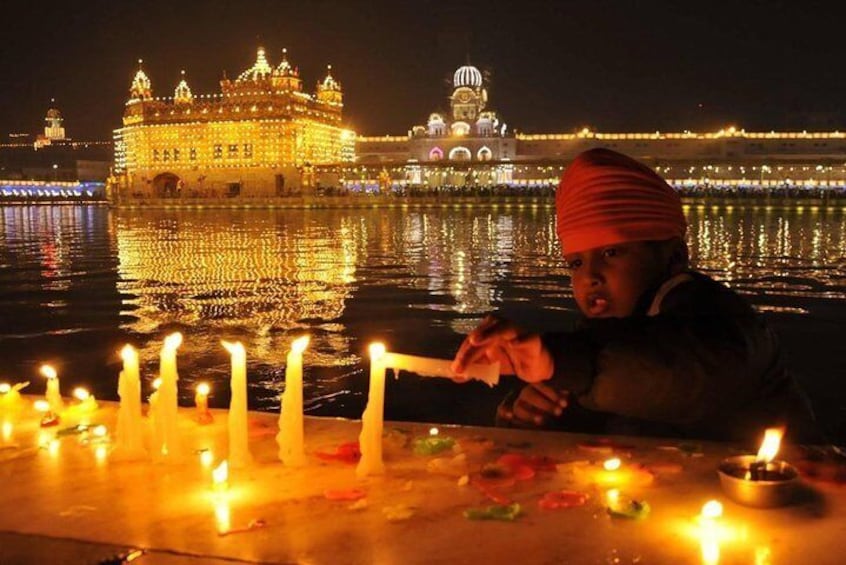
[1, 0, 844, 140]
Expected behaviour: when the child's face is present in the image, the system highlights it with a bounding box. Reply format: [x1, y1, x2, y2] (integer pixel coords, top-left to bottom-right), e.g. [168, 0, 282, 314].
[564, 241, 668, 318]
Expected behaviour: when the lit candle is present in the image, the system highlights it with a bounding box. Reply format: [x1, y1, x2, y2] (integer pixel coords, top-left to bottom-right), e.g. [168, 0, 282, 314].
[200, 449, 214, 468]
[70, 387, 99, 423]
[194, 382, 213, 424]
[357, 342, 386, 478]
[277, 335, 310, 467]
[40, 365, 64, 415]
[213, 460, 229, 492]
[0, 381, 28, 425]
[157, 333, 183, 459]
[384, 351, 500, 387]
[222, 341, 252, 467]
[698, 500, 724, 565]
[113, 345, 146, 459]
[34, 397, 59, 427]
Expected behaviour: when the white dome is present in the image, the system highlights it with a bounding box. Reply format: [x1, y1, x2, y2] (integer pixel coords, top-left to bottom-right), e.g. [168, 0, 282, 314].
[453, 65, 482, 88]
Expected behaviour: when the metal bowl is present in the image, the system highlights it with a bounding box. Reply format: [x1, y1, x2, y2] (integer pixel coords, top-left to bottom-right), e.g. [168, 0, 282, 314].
[717, 455, 799, 508]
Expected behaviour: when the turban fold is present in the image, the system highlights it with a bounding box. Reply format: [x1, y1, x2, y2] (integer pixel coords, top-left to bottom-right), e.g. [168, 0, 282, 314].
[556, 148, 687, 255]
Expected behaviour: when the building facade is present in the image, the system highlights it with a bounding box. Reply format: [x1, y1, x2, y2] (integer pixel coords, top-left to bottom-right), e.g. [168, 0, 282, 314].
[113, 47, 355, 199]
[341, 64, 846, 193]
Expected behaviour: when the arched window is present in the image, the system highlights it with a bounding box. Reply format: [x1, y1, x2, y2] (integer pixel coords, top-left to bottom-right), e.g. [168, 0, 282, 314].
[477, 146, 493, 161]
[429, 147, 444, 161]
[449, 147, 472, 161]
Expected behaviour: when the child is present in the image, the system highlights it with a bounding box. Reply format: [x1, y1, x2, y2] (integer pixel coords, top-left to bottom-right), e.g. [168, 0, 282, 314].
[451, 148, 822, 445]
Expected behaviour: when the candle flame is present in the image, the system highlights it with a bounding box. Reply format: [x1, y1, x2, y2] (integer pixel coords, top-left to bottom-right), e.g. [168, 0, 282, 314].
[429, 427, 439, 436]
[120, 344, 138, 363]
[221, 340, 245, 356]
[164, 332, 183, 350]
[152, 378, 162, 390]
[603, 457, 622, 471]
[213, 460, 229, 489]
[369, 342, 386, 360]
[755, 427, 784, 463]
[0, 383, 10, 394]
[291, 335, 310, 355]
[33, 399, 50, 412]
[92, 424, 107, 438]
[200, 449, 214, 467]
[701, 500, 723, 520]
[196, 382, 210, 396]
[40, 365, 57, 380]
[73, 387, 90, 401]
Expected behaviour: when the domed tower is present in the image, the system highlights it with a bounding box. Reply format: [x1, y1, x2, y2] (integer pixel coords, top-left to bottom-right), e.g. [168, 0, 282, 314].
[316, 65, 342, 106]
[173, 70, 193, 104]
[129, 59, 153, 101]
[450, 64, 485, 122]
[44, 99, 65, 140]
[237, 46, 274, 83]
[272, 48, 302, 92]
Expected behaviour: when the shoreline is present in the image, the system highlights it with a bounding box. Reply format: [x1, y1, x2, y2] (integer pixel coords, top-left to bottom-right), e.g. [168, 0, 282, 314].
[1, 194, 846, 209]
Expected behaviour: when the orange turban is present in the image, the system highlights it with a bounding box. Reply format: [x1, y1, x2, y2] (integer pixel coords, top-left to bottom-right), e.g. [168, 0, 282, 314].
[556, 148, 687, 255]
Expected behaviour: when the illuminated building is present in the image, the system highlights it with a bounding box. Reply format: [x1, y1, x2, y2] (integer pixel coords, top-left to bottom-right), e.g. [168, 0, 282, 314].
[0, 102, 111, 200]
[337, 64, 846, 193]
[113, 47, 355, 199]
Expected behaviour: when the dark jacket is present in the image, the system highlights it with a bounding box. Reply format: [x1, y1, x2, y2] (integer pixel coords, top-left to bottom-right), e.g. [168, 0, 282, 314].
[527, 271, 822, 444]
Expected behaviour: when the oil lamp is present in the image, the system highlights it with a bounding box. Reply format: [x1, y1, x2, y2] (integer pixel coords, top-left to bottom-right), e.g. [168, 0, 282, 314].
[717, 427, 798, 507]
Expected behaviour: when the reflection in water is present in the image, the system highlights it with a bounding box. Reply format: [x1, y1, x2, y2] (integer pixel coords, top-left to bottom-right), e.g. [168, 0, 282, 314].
[1, 204, 845, 429]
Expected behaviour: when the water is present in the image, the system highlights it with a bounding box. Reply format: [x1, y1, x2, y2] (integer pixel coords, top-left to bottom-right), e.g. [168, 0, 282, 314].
[1, 203, 845, 439]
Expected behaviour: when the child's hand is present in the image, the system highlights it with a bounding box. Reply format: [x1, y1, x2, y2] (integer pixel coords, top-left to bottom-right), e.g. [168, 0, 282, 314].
[451, 314, 554, 383]
[498, 384, 568, 427]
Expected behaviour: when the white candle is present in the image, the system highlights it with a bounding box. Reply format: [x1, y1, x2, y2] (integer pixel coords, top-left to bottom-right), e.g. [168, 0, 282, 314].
[383, 352, 500, 387]
[157, 332, 183, 459]
[0, 381, 28, 425]
[148, 377, 163, 451]
[40, 365, 64, 415]
[277, 335, 310, 467]
[222, 341, 252, 468]
[194, 382, 213, 424]
[71, 387, 99, 423]
[114, 345, 146, 459]
[357, 342, 387, 478]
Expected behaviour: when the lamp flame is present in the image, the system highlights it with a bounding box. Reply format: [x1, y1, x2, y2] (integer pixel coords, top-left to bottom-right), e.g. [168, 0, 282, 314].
[369, 342, 386, 360]
[701, 500, 723, 520]
[291, 335, 310, 355]
[603, 457, 622, 471]
[213, 460, 229, 490]
[196, 382, 210, 396]
[164, 332, 183, 350]
[40, 365, 57, 380]
[221, 340, 245, 356]
[73, 387, 90, 401]
[120, 344, 138, 363]
[755, 427, 784, 464]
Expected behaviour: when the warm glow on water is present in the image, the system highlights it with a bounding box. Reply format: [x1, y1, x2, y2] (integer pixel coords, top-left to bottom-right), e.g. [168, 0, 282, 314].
[0, 203, 844, 430]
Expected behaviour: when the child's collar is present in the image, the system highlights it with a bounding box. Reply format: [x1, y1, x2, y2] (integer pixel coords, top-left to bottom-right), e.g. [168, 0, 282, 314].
[646, 272, 695, 316]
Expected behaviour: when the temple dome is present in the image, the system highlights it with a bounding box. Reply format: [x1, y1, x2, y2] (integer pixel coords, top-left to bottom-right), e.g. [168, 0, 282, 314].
[453, 65, 482, 88]
[237, 46, 273, 81]
[319, 65, 341, 91]
[275, 48, 297, 76]
[174, 70, 193, 103]
[130, 59, 153, 100]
